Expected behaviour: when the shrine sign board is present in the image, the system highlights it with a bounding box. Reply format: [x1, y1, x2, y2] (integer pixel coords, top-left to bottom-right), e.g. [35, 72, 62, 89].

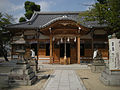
[109, 39, 120, 70]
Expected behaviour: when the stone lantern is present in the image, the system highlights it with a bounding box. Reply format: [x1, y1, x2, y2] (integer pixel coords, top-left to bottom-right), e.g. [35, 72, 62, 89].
[8, 34, 37, 86]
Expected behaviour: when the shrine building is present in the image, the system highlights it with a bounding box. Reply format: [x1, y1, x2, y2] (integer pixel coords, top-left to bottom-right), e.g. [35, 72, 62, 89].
[5, 11, 109, 64]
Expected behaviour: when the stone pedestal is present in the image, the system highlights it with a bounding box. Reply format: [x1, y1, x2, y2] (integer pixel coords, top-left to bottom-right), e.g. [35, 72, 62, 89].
[60, 58, 70, 64]
[91, 65, 105, 73]
[8, 60, 37, 86]
[100, 67, 120, 86]
[91, 58, 105, 73]
[91, 49, 106, 73]
[100, 35, 120, 86]
[28, 60, 37, 74]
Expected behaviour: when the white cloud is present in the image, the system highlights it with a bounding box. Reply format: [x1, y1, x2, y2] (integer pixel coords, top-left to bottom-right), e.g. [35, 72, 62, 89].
[37, 1, 56, 11]
[0, 0, 24, 13]
[85, 1, 95, 10]
[14, 13, 24, 23]
[0, 0, 24, 23]
[11, 4, 24, 12]
[0, 0, 56, 23]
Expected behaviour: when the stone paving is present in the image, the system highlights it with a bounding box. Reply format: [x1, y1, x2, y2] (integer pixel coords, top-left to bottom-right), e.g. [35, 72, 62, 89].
[44, 70, 86, 90]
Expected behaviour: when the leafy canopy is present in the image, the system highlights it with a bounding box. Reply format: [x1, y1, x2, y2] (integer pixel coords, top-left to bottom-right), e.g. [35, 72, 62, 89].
[79, 0, 120, 37]
[0, 12, 15, 61]
[0, 12, 14, 45]
[19, 17, 26, 22]
[19, 1, 40, 22]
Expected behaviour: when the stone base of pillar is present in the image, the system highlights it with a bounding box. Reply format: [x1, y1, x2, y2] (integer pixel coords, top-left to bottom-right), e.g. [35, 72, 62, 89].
[77, 60, 80, 64]
[28, 59, 37, 74]
[50, 57, 53, 64]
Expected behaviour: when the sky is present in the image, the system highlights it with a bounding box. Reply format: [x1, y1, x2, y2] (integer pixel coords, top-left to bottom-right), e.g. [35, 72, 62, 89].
[0, 0, 96, 23]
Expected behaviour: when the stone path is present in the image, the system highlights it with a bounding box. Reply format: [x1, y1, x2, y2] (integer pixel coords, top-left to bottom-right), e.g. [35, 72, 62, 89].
[44, 70, 86, 90]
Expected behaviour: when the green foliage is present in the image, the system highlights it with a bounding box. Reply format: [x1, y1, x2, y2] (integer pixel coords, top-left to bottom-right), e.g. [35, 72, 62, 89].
[79, 0, 120, 38]
[19, 1, 40, 22]
[25, 1, 40, 12]
[24, 10, 33, 20]
[19, 17, 26, 22]
[97, 0, 107, 4]
[0, 12, 13, 44]
[0, 12, 14, 61]
[0, 12, 14, 27]
[24, 1, 40, 20]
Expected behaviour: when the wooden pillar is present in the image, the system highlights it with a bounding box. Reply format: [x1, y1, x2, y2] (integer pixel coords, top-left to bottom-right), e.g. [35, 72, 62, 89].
[36, 29, 39, 72]
[64, 38, 67, 64]
[50, 35, 53, 64]
[91, 30, 94, 60]
[92, 36, 94, 59]
[37, 31, 39, 61]
[77, 37, 80, 64]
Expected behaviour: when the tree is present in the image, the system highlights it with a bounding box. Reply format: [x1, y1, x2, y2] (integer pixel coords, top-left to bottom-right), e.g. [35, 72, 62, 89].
[19, 17, 26, 22]
[19, 1, 40, 22]
[97, 0, 107, 4]
[24, 10, 33, 20]
[0, 12, 14, 61]
[79, 0, 120, 38]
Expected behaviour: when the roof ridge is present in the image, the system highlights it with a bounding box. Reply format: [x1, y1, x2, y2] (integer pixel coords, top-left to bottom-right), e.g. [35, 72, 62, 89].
[34, 11, 84, 15]
[40, 16, 76, 28]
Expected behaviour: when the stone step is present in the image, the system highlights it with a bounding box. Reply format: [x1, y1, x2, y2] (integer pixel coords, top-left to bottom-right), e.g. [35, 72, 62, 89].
[28, 76, 37, 85]
[27, 72, 35, 80]
[0, 76, 9, 88]
[38, 64, 90, 70]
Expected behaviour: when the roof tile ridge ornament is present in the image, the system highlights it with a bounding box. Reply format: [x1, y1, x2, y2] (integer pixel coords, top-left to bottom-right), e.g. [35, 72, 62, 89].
[28, 11, 38, 25]
[8, 12, 38, 27]
[6, 12, 39, 27]
[29, 11, 37, 21]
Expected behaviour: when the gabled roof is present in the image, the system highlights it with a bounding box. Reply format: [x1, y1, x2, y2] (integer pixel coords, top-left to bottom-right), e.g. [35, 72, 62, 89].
[5, 11, 107, 29]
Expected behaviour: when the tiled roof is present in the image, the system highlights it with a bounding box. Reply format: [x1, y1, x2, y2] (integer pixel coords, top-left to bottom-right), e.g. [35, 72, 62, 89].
[5, 11, 107, 29]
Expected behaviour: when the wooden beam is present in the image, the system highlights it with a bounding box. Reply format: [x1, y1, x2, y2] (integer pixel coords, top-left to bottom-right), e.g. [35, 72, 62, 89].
[53, 34, 80, 38]
[77, 37, 80, 64]
[52, 29, 78, 33]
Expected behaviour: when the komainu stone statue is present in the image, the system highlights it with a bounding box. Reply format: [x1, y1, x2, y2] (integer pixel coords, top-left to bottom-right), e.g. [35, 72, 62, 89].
[93, 50, 105, 66]
[91, 49, 105, 73]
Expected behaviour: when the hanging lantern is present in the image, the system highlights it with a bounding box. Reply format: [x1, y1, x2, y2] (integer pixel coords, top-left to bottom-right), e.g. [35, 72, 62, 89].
[49, 28, 51, 33]
[78, 27, 81, 33]
[61, 38, 63, 43]
[79, 27, 81, 30]
[52, 37, 55, 41]
[57, 41, 59, 45]
[74, 37, 76, 42]
[67, 37, 70, 42]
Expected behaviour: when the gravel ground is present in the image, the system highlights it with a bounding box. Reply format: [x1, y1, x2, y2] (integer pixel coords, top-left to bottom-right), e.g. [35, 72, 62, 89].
[76, 69, 120, 90]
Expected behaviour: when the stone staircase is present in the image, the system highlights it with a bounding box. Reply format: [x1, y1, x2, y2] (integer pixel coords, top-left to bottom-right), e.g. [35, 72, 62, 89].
[38, 64, 90, 70]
